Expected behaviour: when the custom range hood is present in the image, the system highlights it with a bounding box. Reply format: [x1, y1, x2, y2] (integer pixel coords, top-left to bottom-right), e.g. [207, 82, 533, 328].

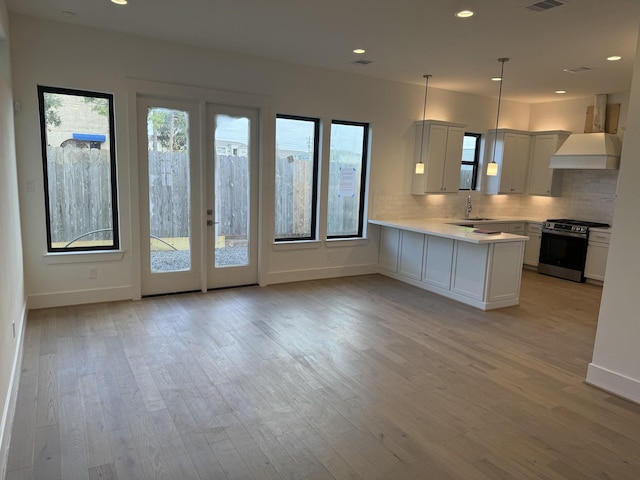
[550, 94, 622, 169]
[549, 132, 621, 169]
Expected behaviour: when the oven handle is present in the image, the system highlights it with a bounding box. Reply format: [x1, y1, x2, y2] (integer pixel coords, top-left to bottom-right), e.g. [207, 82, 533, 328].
[541, 228, 588, 239]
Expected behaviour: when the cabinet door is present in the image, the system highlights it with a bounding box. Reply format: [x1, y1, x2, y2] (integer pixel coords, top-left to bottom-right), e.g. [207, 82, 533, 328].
[441, 126, 464, 193]
[523, 232, 541, 266]
[379, 227, 400, 273]
[398, 230, 425, 280]
[423, 124, 449, 193]
[487, 242, 524, 302]
[585, 236, 610, 281]
[523, 223, 542, 266]
[501, 133, 530, 193]
[451, 242, 489, 300]
[423, 236, 454, 289]
[528, 134, 567, 196]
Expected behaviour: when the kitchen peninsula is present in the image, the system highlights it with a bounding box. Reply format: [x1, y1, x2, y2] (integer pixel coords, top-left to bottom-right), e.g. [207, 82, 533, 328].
[369, 218, 529, 310]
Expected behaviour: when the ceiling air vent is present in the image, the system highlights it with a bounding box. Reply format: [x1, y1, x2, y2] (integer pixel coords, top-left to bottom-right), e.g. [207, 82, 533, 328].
[351, 59, 373, 66]
[563, 66, 592, 74]
[526, 0, 565, 12]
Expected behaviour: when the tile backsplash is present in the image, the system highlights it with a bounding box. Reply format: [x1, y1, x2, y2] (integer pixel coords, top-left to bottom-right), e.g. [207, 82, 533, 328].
[372, 169, 618, 225]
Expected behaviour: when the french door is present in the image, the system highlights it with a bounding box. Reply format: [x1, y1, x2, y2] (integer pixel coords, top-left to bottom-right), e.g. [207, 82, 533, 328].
[138, 97, 259, 296]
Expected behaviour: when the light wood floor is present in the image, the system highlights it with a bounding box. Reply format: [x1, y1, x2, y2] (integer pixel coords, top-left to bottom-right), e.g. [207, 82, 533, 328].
[6, 271, 640, 480]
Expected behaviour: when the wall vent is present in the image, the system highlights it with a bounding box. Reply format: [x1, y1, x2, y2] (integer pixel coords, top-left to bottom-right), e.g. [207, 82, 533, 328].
[351, 59, 373, 66]
[526, 0, 565, 12]
[563, 66, 592, 74]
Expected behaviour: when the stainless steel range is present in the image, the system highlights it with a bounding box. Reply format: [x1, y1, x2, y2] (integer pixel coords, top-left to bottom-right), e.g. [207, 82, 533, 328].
[538, 219, 610, 282]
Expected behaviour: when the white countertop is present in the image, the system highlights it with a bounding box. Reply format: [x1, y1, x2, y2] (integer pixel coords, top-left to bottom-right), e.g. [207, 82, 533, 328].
[369, 218, 529, 244]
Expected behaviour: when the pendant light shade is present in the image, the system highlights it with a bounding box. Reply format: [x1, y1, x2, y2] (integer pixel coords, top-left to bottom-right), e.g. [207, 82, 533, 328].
[487, 58, 509, 177]
[415, 74, 432, 175]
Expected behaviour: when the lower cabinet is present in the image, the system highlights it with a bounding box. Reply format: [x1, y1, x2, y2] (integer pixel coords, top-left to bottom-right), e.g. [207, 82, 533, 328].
[451, 242, 489, 300]
[585, 231, 611, 281]
[523, 222, 542, 267]
[379, 227, 400, 273]
[398, 230, 425, 280]
[423, 236, 454, 289]
[376, 225, 525, 310]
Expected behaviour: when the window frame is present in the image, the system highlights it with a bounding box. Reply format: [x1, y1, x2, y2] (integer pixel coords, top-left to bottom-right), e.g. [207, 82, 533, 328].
[274, 113, 320, 242]
[37, 85, 120, 252]
[459, 132, 481, 191]
[327, 119, 369, 239]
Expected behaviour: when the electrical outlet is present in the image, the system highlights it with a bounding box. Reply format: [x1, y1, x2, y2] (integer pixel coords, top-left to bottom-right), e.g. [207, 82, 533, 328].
[326, 250, 333, 261]
[89, 267, 98, 279]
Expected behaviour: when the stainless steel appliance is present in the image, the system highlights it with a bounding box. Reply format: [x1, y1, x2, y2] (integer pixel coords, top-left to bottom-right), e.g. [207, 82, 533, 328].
[538, 219, 610, 282]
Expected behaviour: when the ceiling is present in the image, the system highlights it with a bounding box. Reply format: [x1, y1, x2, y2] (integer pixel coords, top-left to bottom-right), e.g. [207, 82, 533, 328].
[6, 0, 640, 104]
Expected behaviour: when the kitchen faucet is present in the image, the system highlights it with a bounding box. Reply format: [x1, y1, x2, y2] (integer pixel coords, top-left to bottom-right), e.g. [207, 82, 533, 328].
[465, 195, 472, 219]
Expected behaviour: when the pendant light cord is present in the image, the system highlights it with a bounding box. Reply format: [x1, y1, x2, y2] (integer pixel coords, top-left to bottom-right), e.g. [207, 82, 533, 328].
[491, 58, 509, 165]
[418, 74, 432, 165]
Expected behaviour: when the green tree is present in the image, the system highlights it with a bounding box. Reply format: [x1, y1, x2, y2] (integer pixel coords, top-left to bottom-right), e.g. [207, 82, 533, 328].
[43, 93, 62, 129]
[83, 96, 109, 117]
[148, 108, 188, 152]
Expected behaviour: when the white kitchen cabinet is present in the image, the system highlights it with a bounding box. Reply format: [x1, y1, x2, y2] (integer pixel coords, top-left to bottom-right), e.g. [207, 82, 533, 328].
[484, 129, 531, 194]
[379, 227, 400, 273]
[585, 231, 611, 282]
[398, 230, 424, 280]
[411, 120, 466, 194]
[422, 235, 454, 289]
[523, 222, 542, 267]
[527, 131, 571, 196]
[372, 219, 527, 310]
[451, 242, 490, 300]
[507, 222, 526, 234]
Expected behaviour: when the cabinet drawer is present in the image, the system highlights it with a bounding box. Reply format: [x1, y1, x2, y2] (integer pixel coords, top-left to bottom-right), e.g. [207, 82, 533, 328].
[509, 222, 525, 233]
[527, 223, 542, 234]
[589, 232, 611, 244]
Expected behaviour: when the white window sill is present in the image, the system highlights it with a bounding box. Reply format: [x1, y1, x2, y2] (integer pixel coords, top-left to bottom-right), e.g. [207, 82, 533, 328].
[325, 238, 369, 248]
[43, 250, 125, 265]
[272, 240, 321, 251]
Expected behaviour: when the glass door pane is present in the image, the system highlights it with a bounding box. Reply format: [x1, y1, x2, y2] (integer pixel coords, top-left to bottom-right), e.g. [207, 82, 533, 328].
[147, 107, 191, 273]
[214, 114, 250, 268]
[207, 104, 258, 290]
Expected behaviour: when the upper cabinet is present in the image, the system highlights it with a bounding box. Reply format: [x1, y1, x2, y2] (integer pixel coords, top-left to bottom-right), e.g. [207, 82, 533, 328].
[484, 129, 531, 194]
[411, 120, 466, 194]
[527, 131, 571, 197]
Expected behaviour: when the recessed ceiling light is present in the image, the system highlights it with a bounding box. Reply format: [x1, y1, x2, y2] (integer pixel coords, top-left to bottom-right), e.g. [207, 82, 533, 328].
[491, 77, 502, 82]
[607, 55, 622, 61]
[555, 90, 567, 94]
[111, 0, 128, 5]
[353, 48, 366, 54]
[455, 9, 475, 18]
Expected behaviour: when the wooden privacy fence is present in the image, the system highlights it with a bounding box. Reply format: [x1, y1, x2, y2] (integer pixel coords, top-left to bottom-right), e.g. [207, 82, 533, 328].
[47, 146, 114, 244]
[47, 147, 362, 243]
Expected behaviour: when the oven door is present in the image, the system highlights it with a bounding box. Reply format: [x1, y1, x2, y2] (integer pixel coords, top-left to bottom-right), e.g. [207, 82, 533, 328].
[538, 229, 589, 282]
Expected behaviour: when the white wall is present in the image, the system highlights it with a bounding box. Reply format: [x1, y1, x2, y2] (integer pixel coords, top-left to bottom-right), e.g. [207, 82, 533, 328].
[586, 26, 640, 403]
[0, 0, 26, 475]
[4, 14, 536, 307]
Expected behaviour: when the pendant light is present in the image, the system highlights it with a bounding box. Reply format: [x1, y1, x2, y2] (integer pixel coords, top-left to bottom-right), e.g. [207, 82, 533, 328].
[487, 58, 509, 176]
[415, 74, 432, 175]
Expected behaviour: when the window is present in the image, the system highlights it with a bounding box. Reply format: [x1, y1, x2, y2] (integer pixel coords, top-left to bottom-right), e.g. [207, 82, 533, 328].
[274, 115, 319, 241]
[38, 86, 119, 252]
[327, 120, 369, 238]
[459, 133, 481, 190]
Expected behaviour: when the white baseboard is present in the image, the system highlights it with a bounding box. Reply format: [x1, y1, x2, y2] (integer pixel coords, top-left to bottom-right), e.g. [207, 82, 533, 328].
[264, 264, 378, 286]
[0, 300, 27, 480]
[586, 363, 640, 404]
[27, 285, 134, 310]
